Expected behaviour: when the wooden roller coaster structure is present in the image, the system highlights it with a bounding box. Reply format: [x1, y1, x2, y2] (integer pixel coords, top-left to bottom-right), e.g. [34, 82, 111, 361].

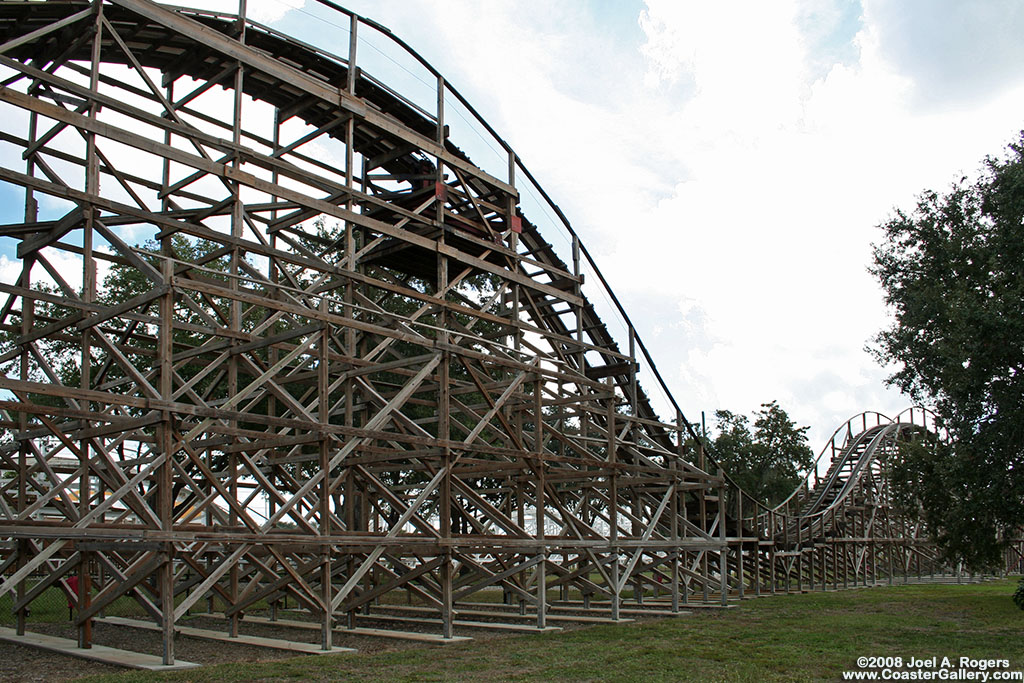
[0, 0, 1015, 666]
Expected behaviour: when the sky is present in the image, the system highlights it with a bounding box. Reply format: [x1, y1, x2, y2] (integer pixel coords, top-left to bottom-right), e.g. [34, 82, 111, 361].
[4, 0, 1024, 457]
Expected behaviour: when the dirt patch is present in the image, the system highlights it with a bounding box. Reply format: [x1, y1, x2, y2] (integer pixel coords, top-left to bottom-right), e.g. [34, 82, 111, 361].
[0, 637, 126, 682]
[0, 607, 565, 681]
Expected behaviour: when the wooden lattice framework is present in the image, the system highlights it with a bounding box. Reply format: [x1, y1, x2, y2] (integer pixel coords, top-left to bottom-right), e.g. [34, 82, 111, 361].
[0, 0, 1005, 666]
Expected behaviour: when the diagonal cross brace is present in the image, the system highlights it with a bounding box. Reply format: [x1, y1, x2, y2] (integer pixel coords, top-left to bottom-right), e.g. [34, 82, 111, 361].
[330, 465, 448, 613]
[262, 353, 442, 532]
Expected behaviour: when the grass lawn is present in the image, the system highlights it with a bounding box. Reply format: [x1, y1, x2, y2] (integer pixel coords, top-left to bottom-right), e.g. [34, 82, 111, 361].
[80, 578, 1024, 682]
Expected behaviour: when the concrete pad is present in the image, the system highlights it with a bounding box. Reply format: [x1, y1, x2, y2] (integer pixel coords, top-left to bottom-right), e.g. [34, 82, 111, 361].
[459, 608, 634, 625]
[368, 612, 562, 632]
[0, 626, 199, 671]
[378, 604, 634, 625]
[491, 602, 691, 617]
[606, 607, 692, 617]
[551, 600, 736, 610]
[97, 616, 355, 655]
[548, 604, 692, 617]
[204, 613, 472, 644]
[344, 625, 472, 643]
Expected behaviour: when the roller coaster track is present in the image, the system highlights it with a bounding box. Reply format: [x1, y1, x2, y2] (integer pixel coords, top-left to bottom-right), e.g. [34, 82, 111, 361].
[0, 1, 1017, 666]
[753, 410, 947, 593]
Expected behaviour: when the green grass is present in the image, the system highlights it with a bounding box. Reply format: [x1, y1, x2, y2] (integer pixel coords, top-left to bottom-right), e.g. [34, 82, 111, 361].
[0, 584, 70, 624]
[78, 579, 1024, 682]
[0, 585, 273, 626]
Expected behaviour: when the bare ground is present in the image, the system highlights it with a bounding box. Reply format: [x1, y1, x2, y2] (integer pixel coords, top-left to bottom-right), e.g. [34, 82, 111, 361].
[0, 608, 556, 682]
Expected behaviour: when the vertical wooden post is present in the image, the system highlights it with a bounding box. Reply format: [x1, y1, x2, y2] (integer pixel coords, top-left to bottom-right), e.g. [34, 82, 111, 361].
[808, 515, 815, 592]
[796, 510, 804, 593]
[15, 100, 38, 637]
[347, 12, 358, 93]
[225, 5, 246, 638]
[436, 66, 453, 635]
[343, 11, 359, 632]
[15, 261, 30, 637]
[843, 516, 850, 589]
[319, 298, 332, 650]
[158, 256, 175, 665]
[629, 497, 640, 602]
[699, 431, 709, 603]
[783, 504, 790, 593]
[439, 269, 453, 637]
[718, 471, 727, 607]
[78, 0, 105, 652]
[861, 509, 869, 587]
[440, 347, 453, 639]
[627, 327, 637, 426]
[736, 491, 744, 600]
[671, 411, 682, 613]
[819, 535, 825, 591]
[832, 508, 839, 590]
[535, 376, 546, 630]
[753, 501, 761, 597]
[606, 377, 619, 621]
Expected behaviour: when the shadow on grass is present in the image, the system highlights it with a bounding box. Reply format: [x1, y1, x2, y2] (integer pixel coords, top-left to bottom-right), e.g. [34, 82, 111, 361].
[76, 579, 1023, 683]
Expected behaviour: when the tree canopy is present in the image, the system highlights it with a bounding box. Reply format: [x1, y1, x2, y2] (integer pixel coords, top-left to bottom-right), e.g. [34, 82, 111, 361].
[709, 401, 814, 506]
[870, 131, 1024, 570]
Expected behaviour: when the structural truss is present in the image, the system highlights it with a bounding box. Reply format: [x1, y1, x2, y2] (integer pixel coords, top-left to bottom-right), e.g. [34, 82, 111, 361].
[0, 0, 1014, 665]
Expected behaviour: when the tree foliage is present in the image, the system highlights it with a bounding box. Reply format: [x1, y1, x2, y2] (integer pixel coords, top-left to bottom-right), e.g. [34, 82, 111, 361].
[709, 401, 814, 506]
[870, 131, 1024, 570]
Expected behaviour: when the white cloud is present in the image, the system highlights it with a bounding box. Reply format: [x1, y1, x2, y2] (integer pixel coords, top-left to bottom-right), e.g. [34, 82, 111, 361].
[0, 255, 24, 288]
[3, 0, 1021, 456]
[173, 0, 307, 25]
[0, 247, 109, 295]
[309, 0, 1024, 448]
[584, 0, 1024, 445]
[639, 0, 808, 134]
[861, 0, 1024, 109]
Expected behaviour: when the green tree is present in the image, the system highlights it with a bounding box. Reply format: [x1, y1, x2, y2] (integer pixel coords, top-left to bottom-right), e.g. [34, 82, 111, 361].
[870, 130, 1024, 570]
[710, 401, 814, 506]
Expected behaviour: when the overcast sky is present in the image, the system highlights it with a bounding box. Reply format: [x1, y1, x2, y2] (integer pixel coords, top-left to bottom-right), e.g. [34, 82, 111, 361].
[5, 0, 1024, 455]
[266, 0, 1024, 449]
